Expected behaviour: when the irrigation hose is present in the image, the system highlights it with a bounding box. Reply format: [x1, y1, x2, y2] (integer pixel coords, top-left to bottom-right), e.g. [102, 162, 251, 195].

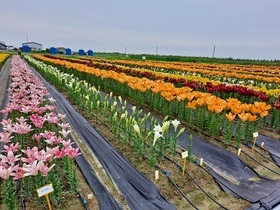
[155, 164, 199, 210]
[164, 155, 229, 210]
[256, 143, 280, 160]
[78, 191, 90, 210]
[195, 161, 251, 203]
[141, 154, 199, 210]
[239, 148, 280, 176]
[20, 178, 26, 210]
[246, 143, 280, 166]
[211, 135, 280, 175]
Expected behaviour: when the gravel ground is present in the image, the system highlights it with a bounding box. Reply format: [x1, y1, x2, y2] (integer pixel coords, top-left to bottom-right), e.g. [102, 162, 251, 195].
[0, 58, 10, 151]
[0, 58, 10, 107]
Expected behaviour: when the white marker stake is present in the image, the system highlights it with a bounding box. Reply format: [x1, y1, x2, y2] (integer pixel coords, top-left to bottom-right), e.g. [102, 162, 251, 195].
[252, 132, 258, 152]
[88, 194, 93, 200]
[181, 151, 188, 176]
[200, 158, 204, 166]
[155, 170, 159, 180]
[37, 184, 54, 210]
[238, 148, 242, 156]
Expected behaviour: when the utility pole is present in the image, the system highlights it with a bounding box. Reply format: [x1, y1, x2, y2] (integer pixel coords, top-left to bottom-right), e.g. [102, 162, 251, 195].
[212, 45, 216, 58]
[156, 46, 158, 55]
[125, 47, 127, 54]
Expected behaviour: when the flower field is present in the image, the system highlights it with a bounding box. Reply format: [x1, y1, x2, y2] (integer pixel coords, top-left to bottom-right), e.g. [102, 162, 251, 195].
[1, 53, 280, 209]
[32, 54, 280, 146]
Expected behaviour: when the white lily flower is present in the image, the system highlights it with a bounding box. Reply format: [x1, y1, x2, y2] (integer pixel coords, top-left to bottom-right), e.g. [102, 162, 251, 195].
[171, 119, 180, 132]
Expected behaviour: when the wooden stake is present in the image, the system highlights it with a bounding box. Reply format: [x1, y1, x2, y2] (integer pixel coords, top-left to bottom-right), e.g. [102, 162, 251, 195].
[181, 151, 188, 176]
[182, 158, 186, 176]
[45, 194, 52, 210]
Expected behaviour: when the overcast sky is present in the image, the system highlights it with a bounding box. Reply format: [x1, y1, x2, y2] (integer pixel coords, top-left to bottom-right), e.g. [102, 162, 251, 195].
[1, 0, 279, 60]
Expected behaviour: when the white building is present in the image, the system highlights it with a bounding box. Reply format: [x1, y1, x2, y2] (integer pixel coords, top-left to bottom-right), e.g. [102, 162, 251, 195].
[0, 41, 7, 50]
[22, 42, 42, 51]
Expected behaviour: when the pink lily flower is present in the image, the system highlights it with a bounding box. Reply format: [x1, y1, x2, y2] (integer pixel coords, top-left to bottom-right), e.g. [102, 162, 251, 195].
[30, 113, 45, 128]
[0, 107, 11, 115]
[35, 107, 48, 114]
[0, 165, 14, 180]
[58, 113, 66, 120]
[48, 97, 56, 103]
[1, 118, 12, 128]
[33, 133, 42, 141]
[0, 150, 21, 166]
[3, 142, 19, 153]
[52, 146, 67, 158]
[22, 146, 39, 155]
[44, 112, 59, 124]
[10, 165, 25, 180]
[59, 129, 71, 138]
[16, 116, 27, 124]
[37, 161, 55, 176]
[12, 122, 33, 134]
[22, 161, 39, 177]
[61, 139, 74, 148]
[34, 149, 53, 162]
[0, 131, 14, 144]
[65, 147, 80, 158]
[57, 122, 70, 130]
[45, 135, 63, 145]
[21, 105, 31, 114]
[41, 131, 56, 139]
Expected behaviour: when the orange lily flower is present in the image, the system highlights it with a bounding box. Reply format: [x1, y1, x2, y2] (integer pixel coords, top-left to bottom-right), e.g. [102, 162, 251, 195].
[225, 112, 236, 121]
[196, 98, 206, 106]
[187, 101, 197, 109]
[250, 105, 261, 115]
[231, 106, 242, 115]
[207, 105, 216, 112]
[238, 112, 249, 122]
[248, 114, 257, 122]
[241, 103, 252, 112]
[260, 110, 269, 117]
[215, 105, 225, 114]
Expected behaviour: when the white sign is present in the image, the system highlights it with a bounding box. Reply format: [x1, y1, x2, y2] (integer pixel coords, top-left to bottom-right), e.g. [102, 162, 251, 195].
[253, 132, 258, 138]
[155, 170, 159, 180]
[37, 184, 54, 197]
[200, 158, 204, 166]
[181, 151, 188, 159]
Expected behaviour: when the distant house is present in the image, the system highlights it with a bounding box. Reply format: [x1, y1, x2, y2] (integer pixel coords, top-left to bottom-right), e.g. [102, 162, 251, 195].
[0, 41, 7, 50]
[56, 47, 66, 54]
[22, 42, 42, 51]
[7, 45, 14, 50]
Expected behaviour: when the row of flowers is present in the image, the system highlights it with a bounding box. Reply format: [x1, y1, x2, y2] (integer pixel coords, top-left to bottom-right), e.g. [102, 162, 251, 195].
[0, 55, 80, 209]
[30, 55, 280, 145]
[0, 53, 9, 64]
[35, 54, 277, 115]
[84, 57, 280, 86]
[43, 55, 280, 105]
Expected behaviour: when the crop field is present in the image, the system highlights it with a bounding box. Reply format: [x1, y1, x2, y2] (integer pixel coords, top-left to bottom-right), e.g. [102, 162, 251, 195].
[0, 52, 280, 209]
